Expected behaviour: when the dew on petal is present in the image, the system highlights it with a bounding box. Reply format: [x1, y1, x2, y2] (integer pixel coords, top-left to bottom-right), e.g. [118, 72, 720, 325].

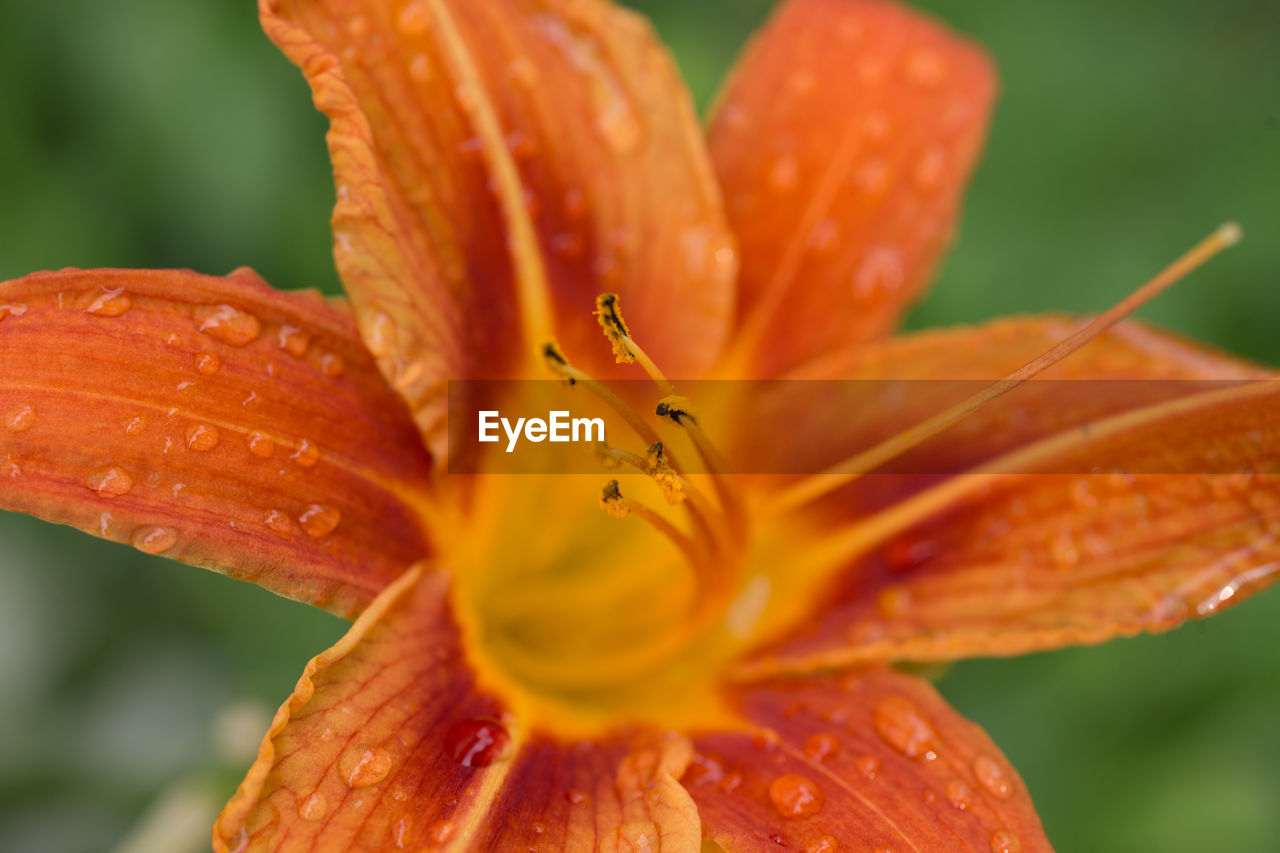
[264, 510, 293, 538]
[855, 755, 880, 780]
[427, 819, 455, 844]
[913, 146, 947, 194]
[392, 815, 413, 849]
[195, 304, 261, 346]
[195, 353, 221, 375]
[339, 745, 394, 789]
[974, 753, 1014, 800]
[769, 774, 824, 819]
[807, 837, 838, 853]
[989, 829, 1022, 853]
[945, 778, 974, 810]
[318, 353, 344, 378]
[853, 245, 905, 296]
[617, 822, 659, 852]
[86, 466, 133, 497]
[185, 423, 220, 451]
[446, 718, 509, 768]
[0, 303, 29, 321]
[803, 732, 840, 763]
[507, 56, 538, 89]
[82, 288, 132, 317]
[903, 48, 948, 89]
[4, 404, 36, 433]
[131, 525, 178, 555]
[291, 438, 320, 468]
[397, 0, 430, 35]
[299, 504, 341, 538]
[873, 696, 939, 760]
[297, 791, 329, 821]
[242, 391, 262, 411]
[408, 52, 433, 83]
[276, 324, 311, 357]
[769, 154, 800, 192]
[247, 431, 275, 458]
[364, 312, 396, 358]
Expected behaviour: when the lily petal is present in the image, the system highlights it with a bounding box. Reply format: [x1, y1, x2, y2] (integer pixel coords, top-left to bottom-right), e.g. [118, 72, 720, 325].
[690, 667, 1050, 852]
[747, 380, 1280, 675]
[709, 0, 995, 376]
[0, 268, 431, 616]
[262, 0, 736, 453]
[215, 563, 703, 852]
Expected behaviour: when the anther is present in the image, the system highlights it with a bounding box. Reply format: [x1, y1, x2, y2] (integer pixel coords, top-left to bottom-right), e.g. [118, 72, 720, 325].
[655, 395, 698, 425]
[600, 479, 630, 518]
[595, 293, 635, 364]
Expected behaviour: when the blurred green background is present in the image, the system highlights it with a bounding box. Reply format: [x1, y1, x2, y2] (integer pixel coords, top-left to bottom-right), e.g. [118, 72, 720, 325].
[0, 0, 1277, 850]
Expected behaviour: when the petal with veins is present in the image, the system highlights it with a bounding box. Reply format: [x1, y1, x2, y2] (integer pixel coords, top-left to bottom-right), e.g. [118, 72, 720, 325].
[709, 0, 996, 376]
[0, 268, 432, 616]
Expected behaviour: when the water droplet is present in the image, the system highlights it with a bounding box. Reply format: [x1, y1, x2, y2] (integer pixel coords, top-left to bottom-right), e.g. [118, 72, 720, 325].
[873, 696, 939, 760]
[195, 304, 261, 346]
[264, 510, 293, 538]
[803, 732, 840, 763]
[0, 303, 29, 321]
[86, 466, 133, 497]
[788, 71, 817, 96]
[507, 56, 538, 89]
[913, 146, 947, 194]
[855, 755, 880, 780]
[807, 837, 838, 853]
[562, 185, 587, 220]
[392, 815, 413, 848]
[185, 423, 220, 452]
[904, 48, 948, 89]
[989, 829, 1022, 853]
[945, 778, 973, 810]
[973, 753, 1014, 800]
[4, 404, 36, 433]
[446, 718, 510, 767]
[318, 353, 344, 378]
[506, 129, 537, 161]
[242, 391, 262, 411]
[339, 745, 394, 789]
[248, 431, 275, 458]
[346, 14, 368, 37]
[408, 52, 433, 83]
[808, 218, 841, 253]
[195, 353, 221, 375]
[852, 245, 905, 295]
[427, 819, 455, 844]
[365, 312, 396, 358]
[1048, 528, 1080, 567]
[275, 325, 311, 357]
[291, 438, 320, 468]
[131, 525, 178, 555]
[298, 791, 329, 821]
[82, 288, 132, 316]
[769, 154, 800, 192]
[617, 822, 659, 852]
[768, 774, 824, 819]
[299, 504, 341, 537]
[565, 788, 591, 805]
[397, 0, 430, 35]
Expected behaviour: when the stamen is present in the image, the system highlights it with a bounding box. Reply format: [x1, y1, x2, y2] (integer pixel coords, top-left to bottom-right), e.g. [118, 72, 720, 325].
[543, 342, 664, 448]
[599, 479, 704, 564]
[656, 395, 747, 534]
[768, 222, 1244, 514]
[596, 293, 677, 397]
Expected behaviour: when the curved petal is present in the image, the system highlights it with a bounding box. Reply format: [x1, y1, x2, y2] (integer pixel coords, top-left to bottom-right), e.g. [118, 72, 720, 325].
[710, 0, 996, 376]
[261, 0, 736, 453]
[0, 268, 431, 616]
[216, 561, 702, 851]
[745, 380, 1280, 676]
[690, 667, 1049, 852]
[729, 316, 1267, 512]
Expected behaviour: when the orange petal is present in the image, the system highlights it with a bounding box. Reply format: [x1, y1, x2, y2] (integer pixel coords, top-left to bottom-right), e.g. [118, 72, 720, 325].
[689, 666, 1049, 852]
[0, 268, 431, 616]
[262, 0, 736, 452]
[215, 562, 703, 852]
[747, 379, 1280, 675]
[731, 316, 1266, 511]
[710, 0, 996, 376]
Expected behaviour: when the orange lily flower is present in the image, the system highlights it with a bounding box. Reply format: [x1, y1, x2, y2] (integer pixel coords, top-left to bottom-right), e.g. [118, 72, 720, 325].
[2, 0, 1278, 850]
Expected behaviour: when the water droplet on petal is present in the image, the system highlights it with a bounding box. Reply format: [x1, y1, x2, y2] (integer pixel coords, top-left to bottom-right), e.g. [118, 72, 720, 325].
[508, 56, 537, 89]
[989, 829, 1022, 853]
[427, 819, 455, 844]
[291, 438, 320, 468]
[803, 733, 840, 763]
[565, 788, 591, 805]
[446, 718, 509, 767]
[397, 0, 430, 35]
[264, 510, 293, 538]
[195, 304, 261, 346]
[913, 146, 947, 194]
[318, 353, 344, 378]
[86, 466, 133, 497]
[195, 353, 221, 375]
[298, 791, 329, 821]
[4, 404, 36, 433]
[768, 774, 824, 819]
[0, 303, 29, 322]
[339, 745, 394, 789]
[853, 245, 905, 296]
[365, 312, 396, 358]
[299, 504, 341, 537]
[807, 837, 838, 853]
[617, 822, 659, 852]
[131, 525, 178, 555]
[873, 696, 940, 760]
[808, 218, 841, 253]
[769, 154, 800, 192]
[973, 753, 1014, 800]
[82, 287, 132, 316]
[121, 416, 148, 437]
[855, 755, 880, 780]
[904, 48, 948, 89]
[185, 423, 220, 451]
[276, 325, 311, 357]
[408, 52, 433, 83]
[945, 778, 974, 810]
[248, 431, 275, 458]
